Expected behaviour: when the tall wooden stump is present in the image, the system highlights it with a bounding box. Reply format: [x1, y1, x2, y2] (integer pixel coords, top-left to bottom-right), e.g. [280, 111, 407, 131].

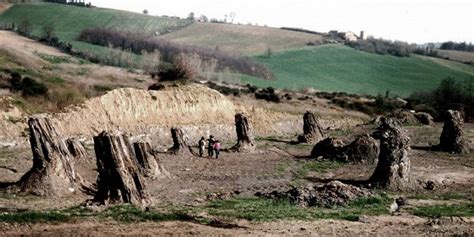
[298, 111, 325, 144]
[168, 128, 193, 155]
[18, 116, 80, 196]
[369, 117, 411, 190]
[133, 141, 170, 178]
[230, 113, 255, 152]
[93, 131, 150, 207]
[66, 138, 89, 160]
[439, 110, 469, 154]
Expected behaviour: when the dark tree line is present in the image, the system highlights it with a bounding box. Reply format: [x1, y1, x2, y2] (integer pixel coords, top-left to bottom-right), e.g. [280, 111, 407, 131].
[44, 0, 92, 7]
[346, 37, 411, 57]
[78, 27, 274, 79]
[409, 77, 474, 122]
[440, 41, 474, 52]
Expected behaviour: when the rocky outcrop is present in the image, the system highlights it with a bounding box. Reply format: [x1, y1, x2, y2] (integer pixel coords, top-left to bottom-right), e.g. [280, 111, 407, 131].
[311, 135, 378, 164]
[258, 181, 371, 207]
[438, 110, 469, 154]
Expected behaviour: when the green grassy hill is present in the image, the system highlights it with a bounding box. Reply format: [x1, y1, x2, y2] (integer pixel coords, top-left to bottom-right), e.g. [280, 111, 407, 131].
[1, 3, 472, 97]
[0, 3, 191, 50]
[232, 45, 473, 97]
[160, 22, 322, 55]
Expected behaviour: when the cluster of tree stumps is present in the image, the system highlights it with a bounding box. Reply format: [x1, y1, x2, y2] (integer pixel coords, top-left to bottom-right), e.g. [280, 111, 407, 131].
[308, 109, 470, 191]
[3, 108, 469, 209]
[5, 112, 258, 208]
[6, 116, 168, 208]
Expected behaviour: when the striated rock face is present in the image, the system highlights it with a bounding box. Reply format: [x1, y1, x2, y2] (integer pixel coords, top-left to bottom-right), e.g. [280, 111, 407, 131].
[439, 110, 469, 154]
[259, 181, 371, 207]
[53, 85, 236, 137]
[0, 97, 26, 147]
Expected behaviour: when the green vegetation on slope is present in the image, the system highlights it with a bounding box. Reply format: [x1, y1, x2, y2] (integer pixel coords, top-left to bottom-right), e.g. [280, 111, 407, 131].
[234, 45, 473, 97]
[0, 3, 191, 51]
[160, 22, 322, 55]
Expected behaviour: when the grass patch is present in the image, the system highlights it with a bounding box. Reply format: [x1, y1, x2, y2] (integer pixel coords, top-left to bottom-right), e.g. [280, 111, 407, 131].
[411, 203, 474, 218]
[205, 194, 391, 221]
[294, 160, 344, 179]
[0, 205, 200, 224]
[45, 76, 66, 84]
[99, 205, 195, 223]
[408, 192, 470, 201]
[38, 54, 72, 64]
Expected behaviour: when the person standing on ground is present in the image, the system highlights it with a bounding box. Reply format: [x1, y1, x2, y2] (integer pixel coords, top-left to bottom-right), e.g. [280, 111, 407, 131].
[198, 137, 206, 157]
[213, 140, 221, 159]
[207, 135, 215, 158]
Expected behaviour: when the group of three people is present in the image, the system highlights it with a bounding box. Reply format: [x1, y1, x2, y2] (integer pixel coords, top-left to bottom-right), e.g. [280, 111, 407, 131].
[198, 135, 221, 159]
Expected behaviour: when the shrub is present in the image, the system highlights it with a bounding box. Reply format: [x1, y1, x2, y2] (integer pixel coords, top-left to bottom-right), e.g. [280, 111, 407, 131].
[346, 37, 411, 57]
[409, 77, 473, 121]
[78, 27, 274, 79]
[20, 77, 49, 97]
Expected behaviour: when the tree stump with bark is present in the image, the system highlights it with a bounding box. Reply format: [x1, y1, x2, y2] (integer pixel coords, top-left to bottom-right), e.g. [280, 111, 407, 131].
[298, 111, 325, 144]
[66, 138, 89, 160]
[93, 131, 151, 207]
[438, 110, 469, 154]
[18, 116, 82, 196]
[230, 113, 255, 152]
[369, 117, 411, 190]
[168, 127, 193, 155]
[133, 141, 170, 179]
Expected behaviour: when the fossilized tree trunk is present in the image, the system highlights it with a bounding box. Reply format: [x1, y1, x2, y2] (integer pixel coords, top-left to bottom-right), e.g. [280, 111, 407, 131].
[66, 138, 89, 160]
[311, 135, 378, 164]
[439, 110, 469, 154]
[231, 113, 255, 152]
[93, 131, 150, 207]
[298, 111, 325, 144]
[133, 141, 170, 178]
[168, 127, 193, 155]
[18, 116, 80, 196]
[369, 117, 411, 190]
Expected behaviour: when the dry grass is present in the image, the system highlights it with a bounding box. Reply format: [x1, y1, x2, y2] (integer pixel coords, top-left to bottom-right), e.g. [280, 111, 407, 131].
[437, 50, 474, 64]
[160, 22, 322, 56]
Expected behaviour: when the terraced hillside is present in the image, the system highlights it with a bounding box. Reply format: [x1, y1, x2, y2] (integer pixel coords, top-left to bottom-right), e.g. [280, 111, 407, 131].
[236, 45, 473, 97]
[160, 22, 322, 55]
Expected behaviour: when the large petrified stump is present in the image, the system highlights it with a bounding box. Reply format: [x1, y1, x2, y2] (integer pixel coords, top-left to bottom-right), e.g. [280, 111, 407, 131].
[438, 110, 469, 154]
[230, 113, 255, 152]
[168, 127, 193, 155]
[311, 135, 378, 164]
[18, 116, 81, 196]
[298, 111, 325, 144]
[369, 117, 411, 190]
[93, 131, 150, 207]
[66, 138, 90, 160]
[133, 141, 170, 178]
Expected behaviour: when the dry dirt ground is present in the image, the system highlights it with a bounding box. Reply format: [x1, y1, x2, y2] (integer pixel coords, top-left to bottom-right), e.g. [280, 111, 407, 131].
[0, 123, 473, 236]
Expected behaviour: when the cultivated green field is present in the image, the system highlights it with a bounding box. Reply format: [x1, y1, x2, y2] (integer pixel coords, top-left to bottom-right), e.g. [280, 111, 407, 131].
[1, 3, 472, 97]
[232, 45, 473, 97]
[160, 22, 322, 55]
[0, 3, 191, 52]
